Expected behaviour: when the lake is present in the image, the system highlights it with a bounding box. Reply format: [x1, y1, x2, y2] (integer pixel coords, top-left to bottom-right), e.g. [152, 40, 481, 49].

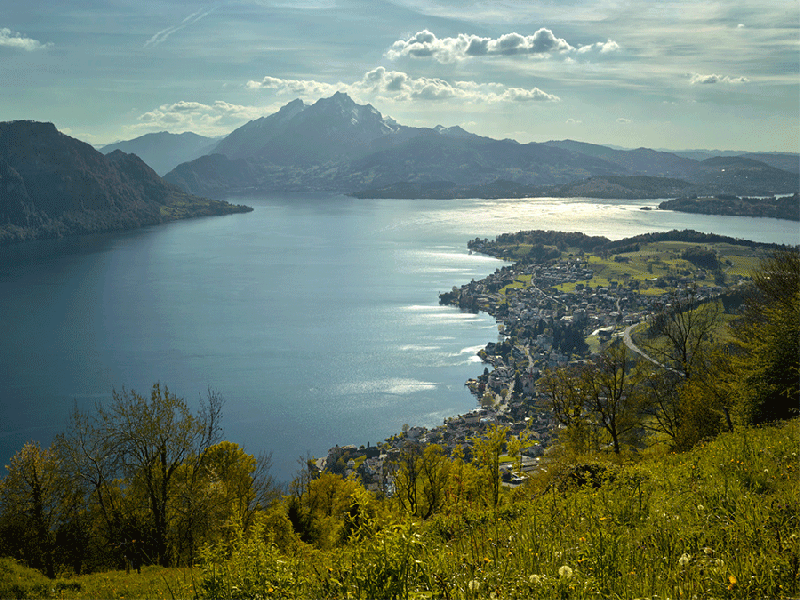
[0, 195, 796, 481]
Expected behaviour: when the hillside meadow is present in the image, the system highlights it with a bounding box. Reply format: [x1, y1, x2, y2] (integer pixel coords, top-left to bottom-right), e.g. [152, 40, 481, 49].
[0, 418, 796, 599]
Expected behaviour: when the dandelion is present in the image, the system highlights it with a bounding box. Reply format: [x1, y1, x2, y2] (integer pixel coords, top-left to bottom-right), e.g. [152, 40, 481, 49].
[728, 575, 737, 590]
[529, 574, 541, 584]
[678, 553, 691, 567]
[559, 565, 574, 578]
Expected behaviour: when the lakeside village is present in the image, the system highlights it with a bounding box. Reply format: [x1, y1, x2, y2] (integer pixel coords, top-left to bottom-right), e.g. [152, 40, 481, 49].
[313, 237, 728, 492]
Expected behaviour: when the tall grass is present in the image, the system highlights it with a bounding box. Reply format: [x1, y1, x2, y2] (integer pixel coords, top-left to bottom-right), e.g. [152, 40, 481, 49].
[194, 420, 798, 599]
[3, 420, 795, 599]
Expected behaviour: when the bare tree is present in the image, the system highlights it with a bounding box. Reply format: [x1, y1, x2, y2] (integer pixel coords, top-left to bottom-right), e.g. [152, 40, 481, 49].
[582, 343, 640, 455]
[641, 286, 720, 380]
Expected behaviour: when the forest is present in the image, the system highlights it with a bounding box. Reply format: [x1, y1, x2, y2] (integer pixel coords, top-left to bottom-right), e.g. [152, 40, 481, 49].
[0, 249, 797, 599]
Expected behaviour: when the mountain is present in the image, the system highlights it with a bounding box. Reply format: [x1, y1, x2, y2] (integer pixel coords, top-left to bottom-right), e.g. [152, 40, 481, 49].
[100, 131, 219, 176]
[543, 140, 799, 196]
[165, 93, 627, 197]
[0, 121, 251, 245]
[163, 93, 799, 200]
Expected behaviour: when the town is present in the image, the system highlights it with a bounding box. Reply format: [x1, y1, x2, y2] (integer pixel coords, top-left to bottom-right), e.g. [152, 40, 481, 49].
[312, 229, 755, 492]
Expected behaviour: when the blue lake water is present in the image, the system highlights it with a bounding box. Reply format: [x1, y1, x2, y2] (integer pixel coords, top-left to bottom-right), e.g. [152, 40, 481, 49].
[0, 194, 796, 481]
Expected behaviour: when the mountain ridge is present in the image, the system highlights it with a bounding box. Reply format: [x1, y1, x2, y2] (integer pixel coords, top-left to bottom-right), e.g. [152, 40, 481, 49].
[0, 121, 251, 245]
[161, 93, 798, 199]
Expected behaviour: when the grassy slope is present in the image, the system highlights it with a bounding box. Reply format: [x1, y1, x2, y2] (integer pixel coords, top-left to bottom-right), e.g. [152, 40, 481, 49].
[6, 420, 796, 599]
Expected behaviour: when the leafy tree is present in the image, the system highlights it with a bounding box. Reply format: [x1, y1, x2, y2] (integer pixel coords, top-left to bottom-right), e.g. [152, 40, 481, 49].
[0, 442, 75, 577]
[417, 444, 450, 519]
[171, 441, 277, 563]
[472, 424, 509, 509]
[731, 249, 800, 423]
[392, 442, 422, 516]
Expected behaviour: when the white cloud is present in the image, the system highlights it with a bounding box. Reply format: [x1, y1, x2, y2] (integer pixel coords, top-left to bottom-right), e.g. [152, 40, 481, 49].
[0, 27, 51, 51]
[246, 76, 344, 97]
[128, 100, 275, 136]
[248, 67, 560, 104]
[690, 72, 748, 84]
[386, 28, 579, 63]
[577, 39, 620, 54]
[566, 118, 582, 124]
[617, 117, 632, 123]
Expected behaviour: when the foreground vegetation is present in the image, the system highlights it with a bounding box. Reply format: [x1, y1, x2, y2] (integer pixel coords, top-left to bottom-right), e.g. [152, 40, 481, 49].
[0, 420, 797, 599]
[0, 247, 796, 599]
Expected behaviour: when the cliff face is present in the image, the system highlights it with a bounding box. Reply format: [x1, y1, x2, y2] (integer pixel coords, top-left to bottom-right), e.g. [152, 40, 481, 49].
[0, 121, 250, 245]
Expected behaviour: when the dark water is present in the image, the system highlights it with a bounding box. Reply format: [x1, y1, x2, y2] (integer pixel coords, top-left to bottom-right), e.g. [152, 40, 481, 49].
[0, 194, 796, 481]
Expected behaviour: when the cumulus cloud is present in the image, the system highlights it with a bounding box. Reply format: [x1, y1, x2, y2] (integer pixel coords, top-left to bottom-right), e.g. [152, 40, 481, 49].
[0, 27, 51, 51]
[577, 39, 620, 54]
[249, 68, 560, 104]
[386, 28, 577, 63]
[129, 100, 273, 136]
[690, 72, 748, 84]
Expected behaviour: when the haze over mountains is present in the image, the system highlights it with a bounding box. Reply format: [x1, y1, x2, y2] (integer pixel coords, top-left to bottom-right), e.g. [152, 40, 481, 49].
[145, 92, 797, 200]
[100, 131, 220, 176]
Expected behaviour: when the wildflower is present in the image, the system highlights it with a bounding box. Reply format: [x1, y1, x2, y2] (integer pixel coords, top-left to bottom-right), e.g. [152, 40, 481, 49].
[529, 574, 541, 585]
[678, 553, 691, 567]
[696, 504, 704, 511]
[559, 565, 574, 578]
[702, 546, 713, 555]
[728, 575, 737, 590]
[468, 580, 481, 592]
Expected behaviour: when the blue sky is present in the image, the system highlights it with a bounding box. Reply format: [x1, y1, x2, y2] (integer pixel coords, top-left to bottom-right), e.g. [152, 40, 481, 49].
[1, 0, 797, 151]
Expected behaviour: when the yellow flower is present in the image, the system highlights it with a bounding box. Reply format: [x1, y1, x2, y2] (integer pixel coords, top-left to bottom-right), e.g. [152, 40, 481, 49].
[728, 575, 737, 590]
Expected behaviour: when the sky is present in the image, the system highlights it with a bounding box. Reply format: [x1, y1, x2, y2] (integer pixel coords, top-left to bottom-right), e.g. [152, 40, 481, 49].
[1, 0, 797, 152]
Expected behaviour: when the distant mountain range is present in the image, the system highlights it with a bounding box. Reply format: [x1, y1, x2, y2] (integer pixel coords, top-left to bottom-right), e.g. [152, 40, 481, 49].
[4, 94, 796, 246]
[0, 121, 251, 245]
[132, 92, 798, 200]
[100, 131, 220, 176]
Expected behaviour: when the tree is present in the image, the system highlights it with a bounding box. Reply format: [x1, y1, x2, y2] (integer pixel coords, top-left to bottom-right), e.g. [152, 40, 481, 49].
[581, 343, 641, 455]
[731, 249, 800, 423]
[538, 366, 596, 456]
[641, 286, 720, 379]
[171, 441, 277, 563]
[472, 425, 509, 509]
[417, 444, 450, 519]
[392, 442, 422, 516]
[60, 384, 225, 568]
[638, 367, 684, 442]
[0, 442, 75, 577]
